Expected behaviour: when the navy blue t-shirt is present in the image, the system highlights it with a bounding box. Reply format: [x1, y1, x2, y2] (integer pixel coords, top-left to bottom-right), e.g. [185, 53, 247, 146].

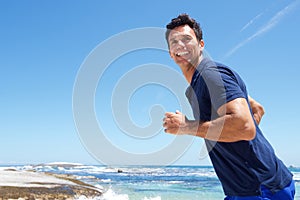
[185, 58, 292, 196]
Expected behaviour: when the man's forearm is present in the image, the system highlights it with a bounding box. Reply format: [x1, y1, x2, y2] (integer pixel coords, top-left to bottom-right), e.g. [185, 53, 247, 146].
[184, 113, 256, 142]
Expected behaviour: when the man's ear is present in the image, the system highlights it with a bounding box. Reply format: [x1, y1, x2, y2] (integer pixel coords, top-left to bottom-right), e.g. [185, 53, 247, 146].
[199, 40, 204, 48]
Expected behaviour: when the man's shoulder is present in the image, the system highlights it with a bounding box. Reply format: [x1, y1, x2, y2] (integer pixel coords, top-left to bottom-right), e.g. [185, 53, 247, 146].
[199, 59, 232, 74]
[201, 61, 241, 82]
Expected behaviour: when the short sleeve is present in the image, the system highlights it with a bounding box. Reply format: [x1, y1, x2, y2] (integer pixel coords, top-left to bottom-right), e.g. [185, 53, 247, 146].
[202, 66, 246, 111]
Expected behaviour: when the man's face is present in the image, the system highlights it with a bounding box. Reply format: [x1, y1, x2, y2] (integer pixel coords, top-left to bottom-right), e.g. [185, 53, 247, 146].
[168, 25, 203, 67]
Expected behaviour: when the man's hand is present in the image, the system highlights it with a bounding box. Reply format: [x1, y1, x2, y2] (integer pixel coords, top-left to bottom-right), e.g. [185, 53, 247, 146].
[248, 96, 265, 125]
[163, 110, 187, 134]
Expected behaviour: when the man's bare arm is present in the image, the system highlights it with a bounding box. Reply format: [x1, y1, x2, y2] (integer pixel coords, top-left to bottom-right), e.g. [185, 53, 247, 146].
[163, 98, 256, 142]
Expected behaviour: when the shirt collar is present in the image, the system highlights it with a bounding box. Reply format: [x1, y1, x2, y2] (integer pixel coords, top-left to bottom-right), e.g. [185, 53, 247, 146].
[191, 57, 212, 86]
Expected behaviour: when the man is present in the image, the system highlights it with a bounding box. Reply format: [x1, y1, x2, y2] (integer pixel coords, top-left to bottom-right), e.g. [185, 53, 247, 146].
[163, 14, 295, 200]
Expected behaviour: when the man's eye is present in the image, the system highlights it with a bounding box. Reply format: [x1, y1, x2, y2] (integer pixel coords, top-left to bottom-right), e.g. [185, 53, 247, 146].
[182, 37, 191, 43]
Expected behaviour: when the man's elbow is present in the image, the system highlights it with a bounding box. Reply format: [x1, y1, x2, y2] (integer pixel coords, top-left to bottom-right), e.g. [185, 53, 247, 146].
[242, 121, 256, 141]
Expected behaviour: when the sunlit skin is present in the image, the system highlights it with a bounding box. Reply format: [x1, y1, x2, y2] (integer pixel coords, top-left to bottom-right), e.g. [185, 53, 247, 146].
[163, 25, 264, 142]
[168, 25, 204, 84]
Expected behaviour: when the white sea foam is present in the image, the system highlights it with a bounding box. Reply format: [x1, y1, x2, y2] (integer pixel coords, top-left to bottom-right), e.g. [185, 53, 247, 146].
[68, 166, 117, 174]
[142, 197, 161, 200]
[46, 161, 84, 166]
[75, 192, 162, 200]
[100, 179, 112, 183]
[94, 184, 104, 190]
[292, 171, 300, 181]
[186, 171, 217, 178]
[100, 188, 129, 200]
[75, 195, 102, 200]
[58, 166, 65, 171]
[168, 181, 184, 184]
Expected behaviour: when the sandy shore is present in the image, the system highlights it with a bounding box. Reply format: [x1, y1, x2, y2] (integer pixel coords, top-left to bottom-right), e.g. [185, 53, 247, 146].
[0, 167, 102, 199]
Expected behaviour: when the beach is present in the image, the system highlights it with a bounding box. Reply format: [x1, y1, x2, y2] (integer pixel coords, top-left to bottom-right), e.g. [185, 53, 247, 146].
[0, 163, 299, 200]
[0, 164, 102, 200]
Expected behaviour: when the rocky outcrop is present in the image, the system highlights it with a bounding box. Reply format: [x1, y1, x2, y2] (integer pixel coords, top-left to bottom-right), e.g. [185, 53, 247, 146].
[0, 168, 102, 200]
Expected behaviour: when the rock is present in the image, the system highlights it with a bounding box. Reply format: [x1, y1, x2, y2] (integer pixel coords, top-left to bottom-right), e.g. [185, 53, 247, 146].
[0, 169, 102, 199]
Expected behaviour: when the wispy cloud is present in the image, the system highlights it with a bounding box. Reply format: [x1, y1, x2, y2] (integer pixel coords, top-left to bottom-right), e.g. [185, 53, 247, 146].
[240, 12, 264, 32]
[224, 0, 300, 58]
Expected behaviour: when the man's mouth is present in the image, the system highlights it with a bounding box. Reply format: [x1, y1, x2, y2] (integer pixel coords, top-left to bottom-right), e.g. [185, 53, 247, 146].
[175, 51, 189, 57]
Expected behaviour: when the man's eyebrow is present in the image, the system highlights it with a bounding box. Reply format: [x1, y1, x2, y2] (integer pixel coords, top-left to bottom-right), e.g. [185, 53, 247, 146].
[182, 35, 193, 39]
[171, 34, 192, 38]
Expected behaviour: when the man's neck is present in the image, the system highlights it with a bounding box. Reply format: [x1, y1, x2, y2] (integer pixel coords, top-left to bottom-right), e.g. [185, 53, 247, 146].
[182, 66, 195, 84]
[181, 56, 203, 84]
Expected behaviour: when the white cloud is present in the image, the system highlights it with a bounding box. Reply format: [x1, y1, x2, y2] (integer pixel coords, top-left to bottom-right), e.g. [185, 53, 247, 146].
[240, 12, 264, 32]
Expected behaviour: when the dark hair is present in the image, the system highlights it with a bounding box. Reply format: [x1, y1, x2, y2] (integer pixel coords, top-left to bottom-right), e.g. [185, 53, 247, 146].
[165, 13, 203, 44]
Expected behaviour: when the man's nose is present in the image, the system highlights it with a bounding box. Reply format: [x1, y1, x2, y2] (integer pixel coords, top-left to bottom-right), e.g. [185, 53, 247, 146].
[178, 40, 185, 46]
[176, 40, 185, 49]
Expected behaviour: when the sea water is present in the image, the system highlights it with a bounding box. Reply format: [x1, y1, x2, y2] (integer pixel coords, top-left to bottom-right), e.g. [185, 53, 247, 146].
[6, 164, 300, 200]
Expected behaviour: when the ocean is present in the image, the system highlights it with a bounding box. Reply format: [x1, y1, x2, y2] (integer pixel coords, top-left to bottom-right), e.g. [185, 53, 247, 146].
[3, 164, 300, 200]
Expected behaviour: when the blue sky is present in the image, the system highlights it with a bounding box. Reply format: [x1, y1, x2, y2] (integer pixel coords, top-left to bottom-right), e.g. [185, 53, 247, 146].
[1, 0, 300, 166]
